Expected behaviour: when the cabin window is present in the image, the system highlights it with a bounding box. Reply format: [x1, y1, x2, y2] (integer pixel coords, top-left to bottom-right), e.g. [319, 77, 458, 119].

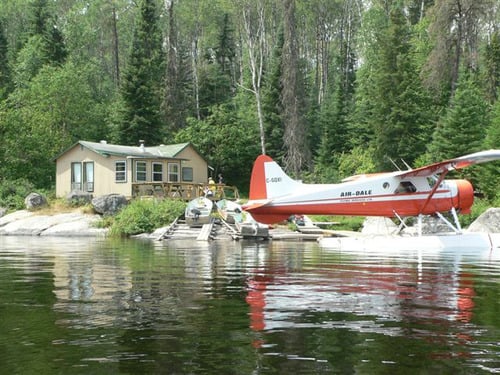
[83, 162, 94, 192]
[115, 161, 126, 182]
[152, 162, 163, 182]
[135, 161, 147, 182]
[182, 167, 193, 182]
[71, 162, 82, 191]
[394, 181, 417, 193]
[168, 163, 179, 182]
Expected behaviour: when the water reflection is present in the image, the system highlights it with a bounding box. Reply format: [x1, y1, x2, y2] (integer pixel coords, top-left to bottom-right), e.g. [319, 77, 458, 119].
[0, 236, 499, 373]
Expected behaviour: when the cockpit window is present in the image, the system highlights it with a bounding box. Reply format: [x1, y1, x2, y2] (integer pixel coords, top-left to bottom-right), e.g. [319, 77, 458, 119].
[394, 181, 417, 193]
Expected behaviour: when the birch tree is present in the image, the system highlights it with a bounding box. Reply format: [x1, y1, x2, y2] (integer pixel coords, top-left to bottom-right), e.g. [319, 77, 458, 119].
[237, 0, 267, 154]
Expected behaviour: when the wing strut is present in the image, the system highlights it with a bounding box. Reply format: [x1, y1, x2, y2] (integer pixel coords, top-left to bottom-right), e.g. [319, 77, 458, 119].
[419, 170, 449, 215]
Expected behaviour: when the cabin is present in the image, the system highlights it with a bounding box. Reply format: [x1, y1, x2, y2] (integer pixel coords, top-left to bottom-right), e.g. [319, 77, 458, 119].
[54, 140, 213, 200]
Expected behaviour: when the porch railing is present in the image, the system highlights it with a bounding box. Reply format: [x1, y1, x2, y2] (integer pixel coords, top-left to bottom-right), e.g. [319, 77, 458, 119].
[132, 182, 240, 201]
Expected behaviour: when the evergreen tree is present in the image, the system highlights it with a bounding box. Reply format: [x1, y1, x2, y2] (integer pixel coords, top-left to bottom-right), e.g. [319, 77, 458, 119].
[0, 19, 11, 99]
[27, 0, 66, 66]
[352, 5, 433, 170]
[197, 13, 236, 118]
[117, 0, 165, 146]
[282, 0, 310, 176]
[262, 29, 285, 162]
[482, 31, 500, 103]
[13, 0, 67, 87]
[164, 0, 192, 132]
[215, 13, 236, 80]
[315, 39, 357, 181]
[479, 100, 500, 200]
[429, 75, 488, 162]
[315, 84, 351, 181]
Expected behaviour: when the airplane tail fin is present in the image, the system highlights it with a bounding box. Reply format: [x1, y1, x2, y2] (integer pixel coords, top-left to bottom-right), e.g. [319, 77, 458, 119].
[249, 154, 301, 201]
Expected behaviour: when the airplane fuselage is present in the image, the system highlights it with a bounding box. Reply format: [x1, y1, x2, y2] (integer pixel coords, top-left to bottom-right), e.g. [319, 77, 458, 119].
[244, 152, 500, 225]
[248, 174, 473, 224]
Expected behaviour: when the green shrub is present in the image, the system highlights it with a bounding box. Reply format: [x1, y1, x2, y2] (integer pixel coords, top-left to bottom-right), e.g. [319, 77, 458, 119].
[109, 199, 186, 237]
[310, 215, 364, 232]
[0, 178, 35, 211]
[460, 198, 491, 228]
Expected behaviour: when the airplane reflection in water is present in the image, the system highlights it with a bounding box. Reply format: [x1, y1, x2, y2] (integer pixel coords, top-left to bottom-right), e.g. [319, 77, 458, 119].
[245, 248, 492, 336]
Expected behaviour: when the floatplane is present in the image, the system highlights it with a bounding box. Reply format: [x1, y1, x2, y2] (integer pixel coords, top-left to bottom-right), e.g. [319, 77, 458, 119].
[243, 150, 500, 250]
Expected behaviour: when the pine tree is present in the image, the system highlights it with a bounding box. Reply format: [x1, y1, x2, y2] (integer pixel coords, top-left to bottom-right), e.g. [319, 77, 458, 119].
[479, 100, 500, 200]
[282, 0, 310, 176]
[352, 6, 433, 170]
[118, 0, 165, 146]
[164, 0, 192, 132]
[429, 75, 488, 162]
[0, 19, 11, 99]
[482, 31, 500, 103]
[262, 30, 285, 162]
[28, 0, 66, 66]
[197, 13, 236, 118]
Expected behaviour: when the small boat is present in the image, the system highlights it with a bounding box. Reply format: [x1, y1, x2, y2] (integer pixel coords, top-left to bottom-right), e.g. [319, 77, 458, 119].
[185, 197, 213, 227]
[236, 212, 270, 239]
[216, 199, 243, 224]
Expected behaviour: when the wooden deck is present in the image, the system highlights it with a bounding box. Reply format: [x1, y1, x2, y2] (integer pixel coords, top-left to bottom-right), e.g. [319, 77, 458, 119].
[132, 182, 239, 201]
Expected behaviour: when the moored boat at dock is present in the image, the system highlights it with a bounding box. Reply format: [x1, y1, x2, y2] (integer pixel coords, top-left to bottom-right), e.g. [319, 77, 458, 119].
[185, 197, 213, 227]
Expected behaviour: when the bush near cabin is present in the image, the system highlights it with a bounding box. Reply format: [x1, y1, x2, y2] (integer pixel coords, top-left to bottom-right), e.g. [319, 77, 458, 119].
[109, 199, 186, 237]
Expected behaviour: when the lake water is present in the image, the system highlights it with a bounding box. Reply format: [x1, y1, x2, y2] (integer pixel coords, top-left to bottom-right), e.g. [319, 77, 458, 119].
[0, 236, 499, 374]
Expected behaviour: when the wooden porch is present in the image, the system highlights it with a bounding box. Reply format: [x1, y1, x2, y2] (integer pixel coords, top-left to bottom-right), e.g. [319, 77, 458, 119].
[132, 182, 240, 201]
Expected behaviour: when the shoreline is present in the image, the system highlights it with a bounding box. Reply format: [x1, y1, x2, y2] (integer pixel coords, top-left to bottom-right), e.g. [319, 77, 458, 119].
[0, 210, 108, 237]
[1, 207, 499, 239]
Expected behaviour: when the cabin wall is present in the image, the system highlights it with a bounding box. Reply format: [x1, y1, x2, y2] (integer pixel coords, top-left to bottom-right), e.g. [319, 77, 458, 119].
[55, 143, 209, 198]
[176, 146, 208, 184]
[55, 145, 132, 198]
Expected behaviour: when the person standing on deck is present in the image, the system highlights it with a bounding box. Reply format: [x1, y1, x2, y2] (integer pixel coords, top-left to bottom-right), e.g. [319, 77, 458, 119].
[208, 177, 216, 197]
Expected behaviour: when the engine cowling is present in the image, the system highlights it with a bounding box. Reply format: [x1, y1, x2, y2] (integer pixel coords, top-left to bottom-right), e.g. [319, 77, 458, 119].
[454, 179, 474, 214]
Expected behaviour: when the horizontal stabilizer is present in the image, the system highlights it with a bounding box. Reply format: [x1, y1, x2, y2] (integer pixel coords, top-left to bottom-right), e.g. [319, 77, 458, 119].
[242, 200, 271, 212]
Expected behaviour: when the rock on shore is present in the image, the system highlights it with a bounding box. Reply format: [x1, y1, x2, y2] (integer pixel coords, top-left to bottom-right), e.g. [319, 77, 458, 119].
[467, 208, 500, 233]
[361, 208, 500, 235]
[0, 210, 107, 237]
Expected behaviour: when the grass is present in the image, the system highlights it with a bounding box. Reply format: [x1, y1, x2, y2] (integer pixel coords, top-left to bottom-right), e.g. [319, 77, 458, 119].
[309, 215, 365, 232]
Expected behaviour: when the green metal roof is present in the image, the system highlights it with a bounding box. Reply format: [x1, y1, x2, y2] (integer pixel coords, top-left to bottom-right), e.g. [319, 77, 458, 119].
[79, 141, 190, 159]
[54, 140, 193, 161]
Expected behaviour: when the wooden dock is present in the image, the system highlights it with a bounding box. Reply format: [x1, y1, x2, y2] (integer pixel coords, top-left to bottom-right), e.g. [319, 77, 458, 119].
[156, 216, 338, 242]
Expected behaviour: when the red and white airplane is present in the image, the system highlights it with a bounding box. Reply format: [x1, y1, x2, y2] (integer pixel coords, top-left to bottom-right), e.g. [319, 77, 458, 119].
[243, 150, 500, 231]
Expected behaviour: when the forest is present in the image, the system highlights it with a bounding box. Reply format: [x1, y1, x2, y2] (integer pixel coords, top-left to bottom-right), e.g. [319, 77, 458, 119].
[0, 0, 499, 202]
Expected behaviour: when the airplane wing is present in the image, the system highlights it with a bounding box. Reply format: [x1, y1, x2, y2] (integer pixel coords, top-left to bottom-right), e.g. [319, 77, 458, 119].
[396, 150, 500, 178]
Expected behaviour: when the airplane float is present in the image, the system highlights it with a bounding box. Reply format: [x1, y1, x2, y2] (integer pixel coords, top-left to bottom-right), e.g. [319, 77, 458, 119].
[243, 150, 500, 236]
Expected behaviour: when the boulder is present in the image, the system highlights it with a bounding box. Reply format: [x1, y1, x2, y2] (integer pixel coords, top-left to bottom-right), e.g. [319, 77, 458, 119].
[467, 208, 500, 233]
[361, 216, 398, 235]
[66, 190, 93, 206]
[0, 207, 6, 218]
[0, 210, 108, 237]
[91, 194, 128, 215]
[41, 214, 107, 237]
[24, 192, 48, 210]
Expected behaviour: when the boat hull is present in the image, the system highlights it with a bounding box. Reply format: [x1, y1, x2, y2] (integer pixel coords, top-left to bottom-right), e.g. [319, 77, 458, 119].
[185, 197, 213, 227]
